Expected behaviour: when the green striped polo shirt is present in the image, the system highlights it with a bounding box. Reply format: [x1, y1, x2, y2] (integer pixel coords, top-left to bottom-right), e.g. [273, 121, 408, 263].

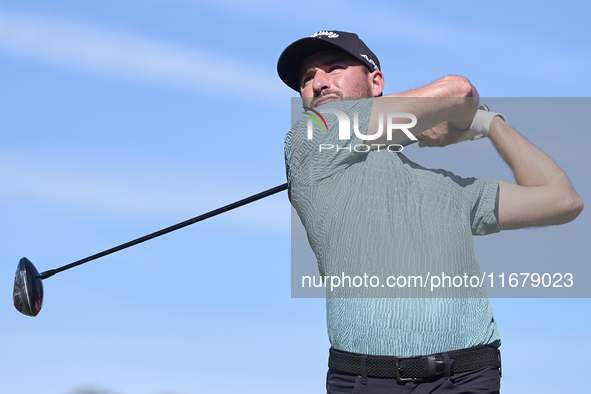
[285, 98, 501, 356]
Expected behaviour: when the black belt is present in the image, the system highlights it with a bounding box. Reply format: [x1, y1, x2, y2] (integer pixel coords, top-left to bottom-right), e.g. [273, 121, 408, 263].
[329, 346, 501, 382]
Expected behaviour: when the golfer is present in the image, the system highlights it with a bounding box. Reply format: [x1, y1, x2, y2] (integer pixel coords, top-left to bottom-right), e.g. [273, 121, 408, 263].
[277, 30, 583, 393]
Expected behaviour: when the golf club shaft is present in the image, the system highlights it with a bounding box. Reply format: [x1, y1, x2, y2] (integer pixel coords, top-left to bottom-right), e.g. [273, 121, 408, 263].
[39, 183, 288, 279]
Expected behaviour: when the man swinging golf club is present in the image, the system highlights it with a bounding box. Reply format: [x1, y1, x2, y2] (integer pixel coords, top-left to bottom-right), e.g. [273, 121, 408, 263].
[278, 30, 583, 393]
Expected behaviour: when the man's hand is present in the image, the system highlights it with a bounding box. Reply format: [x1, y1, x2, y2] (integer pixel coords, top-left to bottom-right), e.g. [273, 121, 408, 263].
[416, 105, 508, 148]
[416, 121, 469, 147]
[365, 75, 479, 147]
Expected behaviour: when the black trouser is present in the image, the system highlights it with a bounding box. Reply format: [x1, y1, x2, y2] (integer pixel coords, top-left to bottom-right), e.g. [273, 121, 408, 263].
[326, 348, 501, 394]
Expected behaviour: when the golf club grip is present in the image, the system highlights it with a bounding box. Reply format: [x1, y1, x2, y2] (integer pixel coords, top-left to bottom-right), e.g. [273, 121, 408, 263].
[39, 183, 288, 279]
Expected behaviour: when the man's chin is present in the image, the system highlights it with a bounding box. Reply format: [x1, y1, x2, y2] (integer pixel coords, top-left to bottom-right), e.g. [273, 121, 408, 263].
[312, 96, 341, 108]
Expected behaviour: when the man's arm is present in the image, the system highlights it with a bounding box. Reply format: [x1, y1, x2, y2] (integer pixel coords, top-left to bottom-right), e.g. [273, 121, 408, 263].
[365, 75, 478, 146]
[489, 117, 584, 229]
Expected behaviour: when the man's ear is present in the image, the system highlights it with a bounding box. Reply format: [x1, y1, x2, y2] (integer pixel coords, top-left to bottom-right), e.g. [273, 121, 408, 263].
[369, 70, 384, 97]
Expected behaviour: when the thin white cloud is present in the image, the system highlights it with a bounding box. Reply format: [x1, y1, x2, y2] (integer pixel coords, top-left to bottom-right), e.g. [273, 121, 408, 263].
[0, 6, 286, 99]
[169, 0, 453, 45]
[0, 154, 289, 233]
[169, 0, 590, 90]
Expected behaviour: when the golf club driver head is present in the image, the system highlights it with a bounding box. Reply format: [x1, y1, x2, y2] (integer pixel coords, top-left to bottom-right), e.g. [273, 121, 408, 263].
[13, 257, 44, 317]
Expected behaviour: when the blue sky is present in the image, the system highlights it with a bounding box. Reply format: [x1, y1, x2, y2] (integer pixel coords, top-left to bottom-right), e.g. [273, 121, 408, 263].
[1, 1, 590, 393]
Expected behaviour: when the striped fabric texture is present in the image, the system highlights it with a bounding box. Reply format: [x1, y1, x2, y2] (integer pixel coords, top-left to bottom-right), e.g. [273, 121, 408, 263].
[286, 98, 501, 356]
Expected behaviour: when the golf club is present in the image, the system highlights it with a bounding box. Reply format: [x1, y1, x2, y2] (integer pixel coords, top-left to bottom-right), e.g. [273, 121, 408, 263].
[13, 183, 288, 317]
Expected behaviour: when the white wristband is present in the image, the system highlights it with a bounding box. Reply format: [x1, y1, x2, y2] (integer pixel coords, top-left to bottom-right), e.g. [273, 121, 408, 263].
[458, 105, 507, 142]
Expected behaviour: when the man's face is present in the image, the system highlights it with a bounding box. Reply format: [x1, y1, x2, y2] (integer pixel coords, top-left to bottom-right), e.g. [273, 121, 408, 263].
[299, 50, 382, 109]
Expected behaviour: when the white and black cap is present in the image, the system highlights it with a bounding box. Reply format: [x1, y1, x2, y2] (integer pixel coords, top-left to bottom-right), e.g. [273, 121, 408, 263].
[277, 30, 381, 92]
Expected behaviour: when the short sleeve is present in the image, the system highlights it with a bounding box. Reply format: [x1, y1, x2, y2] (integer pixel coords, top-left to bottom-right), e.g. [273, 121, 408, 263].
[464, 178, 500, 235]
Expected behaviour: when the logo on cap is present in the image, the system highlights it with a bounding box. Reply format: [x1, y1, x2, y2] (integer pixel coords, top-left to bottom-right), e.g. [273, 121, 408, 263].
[360, 54, 378, 71]
[311, 31, 339, 39]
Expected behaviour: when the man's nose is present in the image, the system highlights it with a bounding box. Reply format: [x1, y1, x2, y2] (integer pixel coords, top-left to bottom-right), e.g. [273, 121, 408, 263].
[313, 69, 331, 93]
